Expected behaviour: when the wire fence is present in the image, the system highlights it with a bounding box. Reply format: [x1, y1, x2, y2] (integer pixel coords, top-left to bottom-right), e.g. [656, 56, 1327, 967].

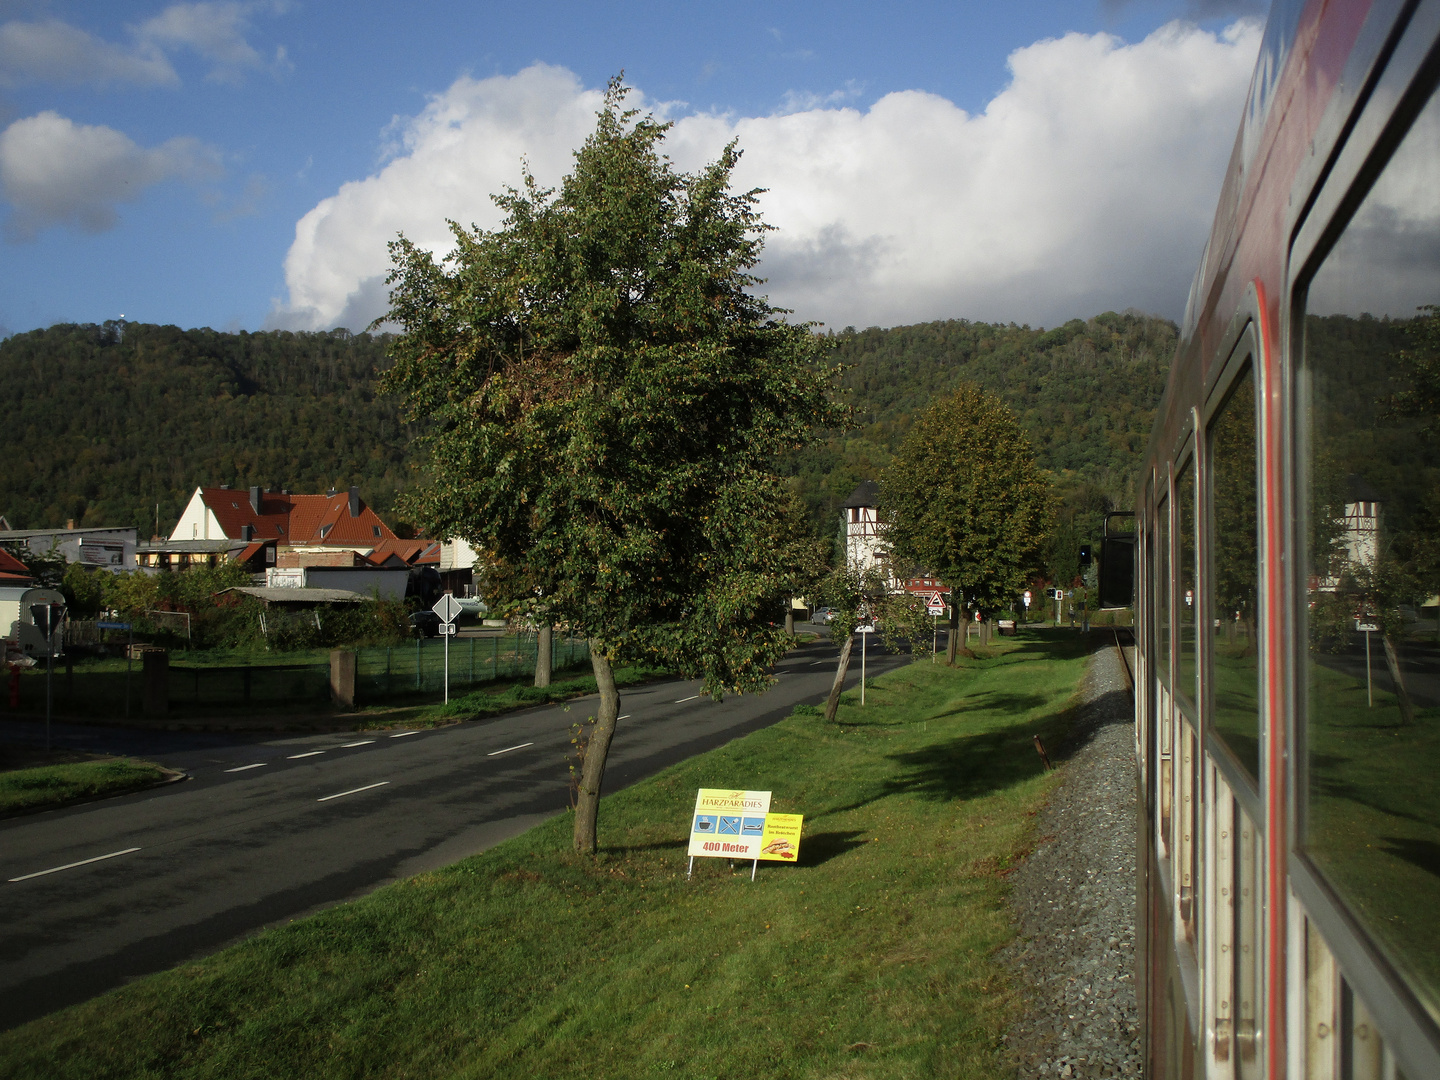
[13, 632, 591, 717]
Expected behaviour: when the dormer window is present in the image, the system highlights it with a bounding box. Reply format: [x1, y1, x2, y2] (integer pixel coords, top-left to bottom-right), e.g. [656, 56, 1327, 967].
[319, 524, 332, 539]
[373, 526, 381, 538]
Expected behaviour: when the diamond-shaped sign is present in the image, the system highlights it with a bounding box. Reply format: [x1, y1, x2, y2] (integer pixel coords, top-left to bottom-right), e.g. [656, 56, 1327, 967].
[432, 594, 464, 623]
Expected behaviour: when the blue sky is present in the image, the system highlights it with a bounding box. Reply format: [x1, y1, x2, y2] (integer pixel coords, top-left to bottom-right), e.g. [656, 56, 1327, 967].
[0, 1, 1266, 337]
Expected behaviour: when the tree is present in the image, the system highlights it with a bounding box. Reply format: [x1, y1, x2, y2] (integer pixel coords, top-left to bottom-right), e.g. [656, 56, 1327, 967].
[380, 78, 840, 854]
[879, 384, 1049, 663]
[814, 564, 930, 722]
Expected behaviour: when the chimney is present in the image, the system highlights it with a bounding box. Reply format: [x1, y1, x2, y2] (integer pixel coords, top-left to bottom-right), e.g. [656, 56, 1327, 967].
[220, 483, 229, 490]
[65, 518, 75, 530]
[249, 486, 262, 514]
[348, 487, 361, 518]
[241, 524, 254, 541]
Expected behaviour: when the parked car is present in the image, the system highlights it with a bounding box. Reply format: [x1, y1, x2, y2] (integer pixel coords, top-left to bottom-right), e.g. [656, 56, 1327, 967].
[810, 607, 836, 624]
[408, 610, 441, 638]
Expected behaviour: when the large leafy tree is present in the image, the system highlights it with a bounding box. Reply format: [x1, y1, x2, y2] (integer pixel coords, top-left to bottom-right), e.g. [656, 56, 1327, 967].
[379, 79, 840, 853]
[880, 384, 1048, 662]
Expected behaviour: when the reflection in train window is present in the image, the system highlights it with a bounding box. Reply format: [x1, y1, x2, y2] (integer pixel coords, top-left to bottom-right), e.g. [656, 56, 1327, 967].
[1178, 459, 1198, 709]
[1210, 366, 1261, 780]
[1301, 86, 1440, 1025]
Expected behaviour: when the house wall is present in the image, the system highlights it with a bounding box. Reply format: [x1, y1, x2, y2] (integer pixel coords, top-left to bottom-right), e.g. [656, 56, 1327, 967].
[172, 489, 226, 541]
[265, 566, 408, 601]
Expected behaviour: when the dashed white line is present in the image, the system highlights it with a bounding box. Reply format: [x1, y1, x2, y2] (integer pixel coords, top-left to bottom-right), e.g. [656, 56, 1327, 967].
[675, 695, 700, 703]
[224, 763, 267, 773]
[287, 750, 325, 759]
[486, 742, 534, 757]
[617, 714, 631, 720]
[389, 731, 421, 739]
[341, 740, 376, 748]
[9, 847, 141, 883]
[317, 781, 390, 803]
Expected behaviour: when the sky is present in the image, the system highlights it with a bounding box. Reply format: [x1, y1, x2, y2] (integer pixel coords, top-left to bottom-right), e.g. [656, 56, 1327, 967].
[0, 0, 1268, 339]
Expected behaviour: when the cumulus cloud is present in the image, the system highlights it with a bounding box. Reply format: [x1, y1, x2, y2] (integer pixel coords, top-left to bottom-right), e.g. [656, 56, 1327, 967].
[0, 18, 175, 87]
[272, 20, 1262, 332]
[0, 2, 281, 88]
[0, 111, 221, 241]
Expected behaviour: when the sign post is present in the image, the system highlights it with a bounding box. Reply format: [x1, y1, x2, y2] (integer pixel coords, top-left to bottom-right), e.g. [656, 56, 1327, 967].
[30, 602, 65, 751]
[432, 594, 464, 703]
[1357, 619, 1378, 706]
[1023, 590, 1031, 625]
[857, 620, 875, 705]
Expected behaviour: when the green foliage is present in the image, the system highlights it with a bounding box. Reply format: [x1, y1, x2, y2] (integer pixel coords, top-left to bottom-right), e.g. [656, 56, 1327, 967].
[0, 542, 64, 588]
[783, 310, 1175, 537]
[380, 80, 842, 694]
[0, 758, 169, 816]
[0, 322, 415, 533]
[880, 383, 1049, 612]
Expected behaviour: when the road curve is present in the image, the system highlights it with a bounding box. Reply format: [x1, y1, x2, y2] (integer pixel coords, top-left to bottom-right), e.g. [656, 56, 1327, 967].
[0, 633, 907, 1030]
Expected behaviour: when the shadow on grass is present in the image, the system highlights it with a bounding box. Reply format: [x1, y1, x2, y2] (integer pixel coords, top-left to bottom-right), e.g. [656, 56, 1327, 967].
[801, 830, 869, 867]
[1380, 836, 1440, 879]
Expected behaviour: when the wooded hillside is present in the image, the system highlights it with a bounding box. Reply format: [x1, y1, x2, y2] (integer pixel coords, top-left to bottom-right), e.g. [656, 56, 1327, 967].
[0, 313, 1176, 552]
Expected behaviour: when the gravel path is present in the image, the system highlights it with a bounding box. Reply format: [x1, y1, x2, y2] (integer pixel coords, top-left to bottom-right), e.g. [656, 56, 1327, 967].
[1001, 640, 1141, 1080]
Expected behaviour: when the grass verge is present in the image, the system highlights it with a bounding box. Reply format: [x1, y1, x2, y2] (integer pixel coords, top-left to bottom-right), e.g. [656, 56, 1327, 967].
[0, 757, 173, 817]
[0, 629, 1095, 1080]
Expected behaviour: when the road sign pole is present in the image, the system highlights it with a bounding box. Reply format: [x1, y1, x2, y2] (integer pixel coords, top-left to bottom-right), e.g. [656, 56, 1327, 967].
[861, 627, 866, 707]
[444, 628, 450, 704]
[1365, 628, 1373, 707]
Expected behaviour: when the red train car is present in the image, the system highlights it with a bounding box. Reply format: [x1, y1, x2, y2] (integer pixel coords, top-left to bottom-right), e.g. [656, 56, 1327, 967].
[1136, 0, 1440, 1076]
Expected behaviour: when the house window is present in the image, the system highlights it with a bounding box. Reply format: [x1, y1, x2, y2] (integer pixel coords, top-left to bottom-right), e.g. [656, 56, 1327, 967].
[372, 526, 381, 538]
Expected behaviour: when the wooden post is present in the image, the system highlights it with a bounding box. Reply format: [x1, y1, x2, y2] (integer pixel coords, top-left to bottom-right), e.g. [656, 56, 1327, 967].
[330, 649, 356, 708]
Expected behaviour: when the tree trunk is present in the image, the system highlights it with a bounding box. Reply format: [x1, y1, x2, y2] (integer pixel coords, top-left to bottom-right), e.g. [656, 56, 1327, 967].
[785, 608, 795, 636]
[573, 644, 621, 854]
[823, 632, 855, 723]
[1381, 633, 1416, 725]
[946, 600, 960, 664]
[534, 622, 553, 688]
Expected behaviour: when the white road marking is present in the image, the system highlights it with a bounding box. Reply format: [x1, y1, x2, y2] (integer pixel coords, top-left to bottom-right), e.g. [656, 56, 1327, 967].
[389, 731, 421, 739]
[341, 740, 376, 748]
[317, 781, 390, 803]
[486, 742, 534, 757]
[675, 695, 700, 703]
[617, 714, 630, 720]
[224, 763, 267, 773]
[287, 750, 324, 759]
[9, 847, 141, 883]
[811, 660, 831, 666]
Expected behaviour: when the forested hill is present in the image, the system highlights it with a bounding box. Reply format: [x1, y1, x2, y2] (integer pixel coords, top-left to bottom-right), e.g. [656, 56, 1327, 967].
[785, 310, 1177, 531]
[0, 322, 415, 534]
[0, 312, 1175, 540]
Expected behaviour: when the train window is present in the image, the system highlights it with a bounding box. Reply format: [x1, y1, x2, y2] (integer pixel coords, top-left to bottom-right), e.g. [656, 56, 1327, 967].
[1157, 495, 1172, 689]
[1300, 85, 1440, 1024]
[1209, 366, 1261, 780]
[1178, 458, 1199, 709]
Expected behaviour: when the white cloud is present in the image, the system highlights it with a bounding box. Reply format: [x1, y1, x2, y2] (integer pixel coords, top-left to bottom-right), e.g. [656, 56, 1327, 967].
[0, 2, 280, 88]
[0, 111, 221, 241]
[272, 20, 1262, 332]
[137, 2, 267, 84]
[0, 18, 175, 87]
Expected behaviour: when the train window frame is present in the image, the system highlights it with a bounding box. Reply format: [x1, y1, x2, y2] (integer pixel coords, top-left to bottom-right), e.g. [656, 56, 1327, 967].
[1201, 323, 1266, 825]
[1285, 10, 1440, 1075]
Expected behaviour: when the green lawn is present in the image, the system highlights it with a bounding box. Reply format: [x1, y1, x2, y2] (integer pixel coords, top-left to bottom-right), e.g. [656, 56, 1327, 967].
[0, 758, 171, 817]
[0, 630, 1095, 1080]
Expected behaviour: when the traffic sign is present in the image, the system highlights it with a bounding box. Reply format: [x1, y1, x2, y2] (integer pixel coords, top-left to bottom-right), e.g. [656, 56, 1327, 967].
[1356, 621, 1378, 632]
[97, 621, 131, 631]
[1055, 590, 1064, 601]
[438, 622, 458, 636]
[432, 594, 464, 623]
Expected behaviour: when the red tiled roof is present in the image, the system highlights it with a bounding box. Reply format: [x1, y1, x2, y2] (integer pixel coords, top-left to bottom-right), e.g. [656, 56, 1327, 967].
[0, 549, 33, 580]
[367, 539, 441, 566]
[196, 488, 396, 547]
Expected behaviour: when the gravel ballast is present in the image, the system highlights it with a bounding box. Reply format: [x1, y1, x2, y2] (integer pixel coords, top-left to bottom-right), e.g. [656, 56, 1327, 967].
[1002, 639, 1141, 1079]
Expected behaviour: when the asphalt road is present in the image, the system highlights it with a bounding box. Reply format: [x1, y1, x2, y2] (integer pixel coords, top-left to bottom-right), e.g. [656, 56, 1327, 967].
[0, 630, 908, 1031]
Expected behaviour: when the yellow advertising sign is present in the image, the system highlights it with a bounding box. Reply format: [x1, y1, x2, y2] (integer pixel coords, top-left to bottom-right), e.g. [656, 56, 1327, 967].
[688, 789, 771, 859]
[756, 813, 804, 862]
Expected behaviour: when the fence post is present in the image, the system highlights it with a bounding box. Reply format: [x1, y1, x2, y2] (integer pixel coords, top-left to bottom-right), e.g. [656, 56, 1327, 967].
[330, 650, 357, 708]
[492, 634, 498, 680]
[386, 646, 392, 693]
[415, 637, 421, 689]
[469, 636, 475, 685]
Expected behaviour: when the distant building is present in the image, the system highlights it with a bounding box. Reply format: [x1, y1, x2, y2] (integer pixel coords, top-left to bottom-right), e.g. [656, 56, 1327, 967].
[0, 548, 33, 584]
[0, 526, 137, 570]
[172, 485, 396, 552]
[842, 480, 890, 579]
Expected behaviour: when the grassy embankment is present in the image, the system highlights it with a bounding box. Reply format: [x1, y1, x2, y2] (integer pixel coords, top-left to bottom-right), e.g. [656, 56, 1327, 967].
[0, 629, 1096, 1080]
[0, 757, 172, 817]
